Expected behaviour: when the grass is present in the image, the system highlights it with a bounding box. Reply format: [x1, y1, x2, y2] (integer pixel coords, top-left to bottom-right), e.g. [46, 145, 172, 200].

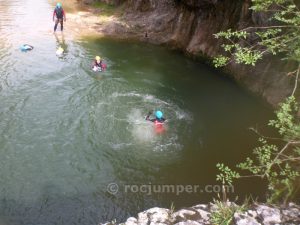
[210, 199, 249, 225]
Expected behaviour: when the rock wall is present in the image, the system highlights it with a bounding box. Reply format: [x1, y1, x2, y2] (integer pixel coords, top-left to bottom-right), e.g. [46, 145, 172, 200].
[87, 0, 298, 106]
[133, 0, 298, 106]
[101, 202, 300, 225]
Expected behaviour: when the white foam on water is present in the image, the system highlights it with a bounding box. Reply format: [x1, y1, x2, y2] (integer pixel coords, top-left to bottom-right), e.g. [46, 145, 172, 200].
[128, 108, 156, 143]
[153, 142, 183, 152]
[110, 91, 194, 152]
[111, 92, 143, 99]
[109, 142, 133, 150]
[111, 92, 171, 106]
[175, 109, 193, 121]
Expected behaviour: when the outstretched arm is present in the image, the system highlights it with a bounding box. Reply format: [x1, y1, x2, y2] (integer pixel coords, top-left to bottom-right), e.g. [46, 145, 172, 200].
[145, 111, 156, 122]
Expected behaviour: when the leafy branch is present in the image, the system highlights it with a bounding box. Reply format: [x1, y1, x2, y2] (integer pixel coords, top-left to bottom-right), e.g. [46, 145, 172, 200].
[213, 0, 300, 68]
[217, 96, 300, 203]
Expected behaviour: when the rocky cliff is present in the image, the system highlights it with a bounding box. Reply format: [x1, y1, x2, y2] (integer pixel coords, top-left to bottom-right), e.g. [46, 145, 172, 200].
[79, 0, 298, 107]
[100, 202, 300, 225]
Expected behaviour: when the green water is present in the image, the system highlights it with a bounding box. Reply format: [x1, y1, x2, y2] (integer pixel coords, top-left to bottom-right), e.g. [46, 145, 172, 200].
[0, 0, 273, 224]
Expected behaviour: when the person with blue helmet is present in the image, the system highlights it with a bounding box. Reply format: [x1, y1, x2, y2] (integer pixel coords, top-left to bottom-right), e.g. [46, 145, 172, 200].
[20, 44, 34, 52]
[146, 110, 166, 124]
[53, 2, 66, 32]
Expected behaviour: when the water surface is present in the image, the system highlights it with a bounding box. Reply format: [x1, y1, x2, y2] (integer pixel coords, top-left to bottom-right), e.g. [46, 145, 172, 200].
[0, 0, 273, 224]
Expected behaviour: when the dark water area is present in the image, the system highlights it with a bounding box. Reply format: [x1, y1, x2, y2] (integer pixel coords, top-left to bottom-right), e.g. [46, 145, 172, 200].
[0, 0, 275, 224]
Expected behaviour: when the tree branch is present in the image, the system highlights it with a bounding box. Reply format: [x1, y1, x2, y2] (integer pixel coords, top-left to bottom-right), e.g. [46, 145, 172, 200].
[291, 64, 300, 96]
[241, 25, 299, 32]
[249, 127, 285, 141]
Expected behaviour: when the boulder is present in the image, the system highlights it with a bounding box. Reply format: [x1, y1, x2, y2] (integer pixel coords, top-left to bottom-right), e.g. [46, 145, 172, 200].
[255, 205, 281, 225]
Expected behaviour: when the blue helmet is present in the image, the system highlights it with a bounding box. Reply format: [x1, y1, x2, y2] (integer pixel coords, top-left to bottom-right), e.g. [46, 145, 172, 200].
[155, 111, 163, 119]
[56, 3, 62, 8]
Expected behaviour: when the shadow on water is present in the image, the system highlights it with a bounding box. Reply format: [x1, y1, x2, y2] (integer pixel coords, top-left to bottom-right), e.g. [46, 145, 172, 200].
[54, 32, 68, 54]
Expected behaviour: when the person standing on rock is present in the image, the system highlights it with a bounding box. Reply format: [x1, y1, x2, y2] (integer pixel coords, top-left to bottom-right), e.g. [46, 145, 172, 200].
[53, 3, 66, 32]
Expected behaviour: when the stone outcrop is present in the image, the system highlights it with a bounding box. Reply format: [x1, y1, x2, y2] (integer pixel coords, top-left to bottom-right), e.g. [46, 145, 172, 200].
[100, 202, 300, 225]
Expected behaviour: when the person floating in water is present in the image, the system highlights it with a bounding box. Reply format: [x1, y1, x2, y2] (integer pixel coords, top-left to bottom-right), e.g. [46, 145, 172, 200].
[20, 44, 34, 52]
[146, 110, 166, 133]
[53, 3, 66, 32]
[146, 110, 166, 124]
[92, 56, 107, 72]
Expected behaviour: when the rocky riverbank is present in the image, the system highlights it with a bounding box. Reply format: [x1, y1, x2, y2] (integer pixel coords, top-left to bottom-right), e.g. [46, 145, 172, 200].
[101, 202, 300, 225]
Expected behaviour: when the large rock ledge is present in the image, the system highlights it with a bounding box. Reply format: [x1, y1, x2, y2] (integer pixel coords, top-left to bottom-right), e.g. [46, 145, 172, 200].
[100, 202, 300, 225]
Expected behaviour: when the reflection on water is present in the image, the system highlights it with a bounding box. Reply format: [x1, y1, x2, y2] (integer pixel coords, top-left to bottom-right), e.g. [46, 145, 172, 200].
[54, 32, 67, 50]
[0, 0, 274, 225]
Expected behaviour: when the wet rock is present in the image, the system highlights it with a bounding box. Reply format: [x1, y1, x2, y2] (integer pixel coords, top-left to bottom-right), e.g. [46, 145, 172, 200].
[124, 217, 137, 225]
[137, 211, 149, 225]
[282, 203, 300, 223]
[192, 205, 210, 223]
[174, 220, 203, 225]
[195, 209, 210, 222]
[234, 211, 260, 225]
[193, 204, 209, 210]
[137, 207, 170, 224]
[172, 208, 198, 222]
[101, 203, 300, 225]
[149, 223, 168, 225]
[255, 205, 281, 225]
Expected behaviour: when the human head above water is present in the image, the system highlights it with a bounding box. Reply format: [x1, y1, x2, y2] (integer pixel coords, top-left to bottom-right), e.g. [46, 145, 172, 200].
[95, 56, 101, 62]
[56, 3, 62, 8]
[155, 111, 163, 119]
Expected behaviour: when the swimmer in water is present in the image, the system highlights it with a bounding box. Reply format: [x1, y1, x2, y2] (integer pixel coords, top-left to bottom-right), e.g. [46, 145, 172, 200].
[145, 110, 166, 124]
[92, 56, 106, 72]
[20, 44, 34, 52]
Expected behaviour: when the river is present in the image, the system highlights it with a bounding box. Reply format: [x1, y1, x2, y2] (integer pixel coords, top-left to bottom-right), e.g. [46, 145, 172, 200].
[0, 0, 273, 224]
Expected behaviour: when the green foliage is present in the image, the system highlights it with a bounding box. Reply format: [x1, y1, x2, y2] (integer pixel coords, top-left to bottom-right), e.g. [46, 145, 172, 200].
[213, 0, 300, 203]
[234, 46, 263, 65]
[213, 0, 300, 67]
[269, 96, 300, 139]
[216, 163, 240, 185]
[210, 200, 247, 225]
[169, 202, 176, 218]
[251, 0, 289, 11]
[213, 55, 230, 67]
[216, 97, 300, 203]
[214, 30, 248, 39]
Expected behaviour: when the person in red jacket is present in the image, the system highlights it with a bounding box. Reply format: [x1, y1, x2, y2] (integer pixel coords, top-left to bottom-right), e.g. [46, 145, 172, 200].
[146, 110, 166, 134]
[92, 56, 107, 72]
[53, 3, 66, 32]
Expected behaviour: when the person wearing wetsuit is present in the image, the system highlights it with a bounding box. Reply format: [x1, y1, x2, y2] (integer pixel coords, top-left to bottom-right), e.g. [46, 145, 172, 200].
[93, 56, 106, 71]
[20, 44, 34, 52]
[146, 110, 166, 124]
[53, 3, 66, 32]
